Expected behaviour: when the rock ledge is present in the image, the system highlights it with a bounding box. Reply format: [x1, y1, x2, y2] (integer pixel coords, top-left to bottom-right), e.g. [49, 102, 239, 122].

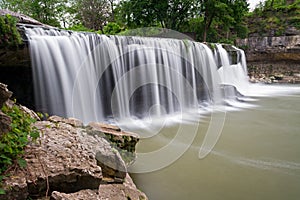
[0, 83, 147, 200]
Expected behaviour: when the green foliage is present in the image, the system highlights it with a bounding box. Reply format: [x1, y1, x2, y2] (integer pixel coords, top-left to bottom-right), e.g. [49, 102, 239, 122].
[0, 14, 22, 48]
[103, 22, 122, 35]
[289, 16, 300, 29]
[115, 0, 198, 31]
[118, 27, 163, 37]
[179, 0, 248, 42]
[67, 23, 95, 32]
[248, 0, 300, 36]
[0, 103, 40, 193]
[3, 0, 81, 27]
[199, 0, 249, 42]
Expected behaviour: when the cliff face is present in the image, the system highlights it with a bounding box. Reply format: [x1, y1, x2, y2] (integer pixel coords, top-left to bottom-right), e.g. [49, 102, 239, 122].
[236, 35, 300, 83]
[236, 35, 300, 63]
[0, 9, 40, 109]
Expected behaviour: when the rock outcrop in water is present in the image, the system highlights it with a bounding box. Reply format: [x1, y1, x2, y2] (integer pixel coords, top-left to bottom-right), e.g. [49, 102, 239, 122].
[0, 83, 147, 200]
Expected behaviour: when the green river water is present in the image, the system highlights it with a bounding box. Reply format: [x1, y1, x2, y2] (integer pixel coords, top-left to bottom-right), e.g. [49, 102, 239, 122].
[127, 86, 300, 200]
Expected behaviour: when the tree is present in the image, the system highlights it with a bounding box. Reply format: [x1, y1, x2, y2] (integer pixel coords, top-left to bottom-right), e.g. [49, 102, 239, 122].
[0, 0, 67, 27]
[199, 0, 248, 42]
[115, 0, 198, 31]
[76, 0, 111, 32]
[108, 0, 116, 21]
[247, 0, 300, 37]
[228, 0, 249, 39]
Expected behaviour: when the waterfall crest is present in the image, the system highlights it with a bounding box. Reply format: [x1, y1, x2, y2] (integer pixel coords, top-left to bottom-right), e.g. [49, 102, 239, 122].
[25, 27, 248, 124]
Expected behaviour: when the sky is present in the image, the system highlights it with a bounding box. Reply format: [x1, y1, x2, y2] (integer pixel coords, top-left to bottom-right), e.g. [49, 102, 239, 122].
[248, 0, 266, 10]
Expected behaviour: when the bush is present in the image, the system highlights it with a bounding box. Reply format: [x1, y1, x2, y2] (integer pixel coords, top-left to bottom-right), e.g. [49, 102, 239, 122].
[0, 14, 22, 48]
[0, 103, 39, 194]
[103, 22, 122, 35]
[67, 23, 95, 32]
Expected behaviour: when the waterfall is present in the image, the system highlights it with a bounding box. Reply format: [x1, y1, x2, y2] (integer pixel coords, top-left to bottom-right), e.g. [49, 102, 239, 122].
[215, 44, 250, 97]
[25, 27, 246, 124]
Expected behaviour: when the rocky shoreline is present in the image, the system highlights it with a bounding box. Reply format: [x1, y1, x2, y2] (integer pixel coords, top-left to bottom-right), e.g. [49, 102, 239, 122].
[248, 72, 300, 84]
[0, 83, 147, 200]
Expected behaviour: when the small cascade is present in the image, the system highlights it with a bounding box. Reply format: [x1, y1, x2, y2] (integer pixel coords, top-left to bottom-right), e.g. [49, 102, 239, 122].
[25, 27, 227, 124]
[215, 44, 250, 98]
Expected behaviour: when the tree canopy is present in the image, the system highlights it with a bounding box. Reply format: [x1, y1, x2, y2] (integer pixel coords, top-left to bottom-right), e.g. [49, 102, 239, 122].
[247, 0, 300, 37]
[1, 0, 297, 43]
[115, 0, 198, 30]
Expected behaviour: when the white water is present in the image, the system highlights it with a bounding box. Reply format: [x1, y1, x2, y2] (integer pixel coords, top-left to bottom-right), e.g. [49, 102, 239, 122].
[25, 27, 300, 200]
[26, 27, 252, 124]
[215, 44, 250, 96]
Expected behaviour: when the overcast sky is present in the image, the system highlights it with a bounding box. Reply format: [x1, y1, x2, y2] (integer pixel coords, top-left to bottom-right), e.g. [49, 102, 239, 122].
[248, 0, 266, 10]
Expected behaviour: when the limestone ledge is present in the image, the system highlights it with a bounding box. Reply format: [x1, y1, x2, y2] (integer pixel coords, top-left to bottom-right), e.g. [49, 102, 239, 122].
[0, 84, 147, 200]
[236, 35, 300, 63]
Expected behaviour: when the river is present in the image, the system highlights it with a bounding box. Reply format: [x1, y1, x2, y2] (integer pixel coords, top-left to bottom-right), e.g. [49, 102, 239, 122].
[127, 85, 300, 200]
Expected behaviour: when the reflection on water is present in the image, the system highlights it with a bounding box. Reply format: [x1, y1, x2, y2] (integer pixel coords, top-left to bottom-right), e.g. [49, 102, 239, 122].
[126, 86, 300, 200]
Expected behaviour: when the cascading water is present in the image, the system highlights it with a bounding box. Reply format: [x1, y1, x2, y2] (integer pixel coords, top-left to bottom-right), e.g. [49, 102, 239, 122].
[22, 27, 300, 200]
[215, 44, 250, 98]
[25, 27, 229, 124]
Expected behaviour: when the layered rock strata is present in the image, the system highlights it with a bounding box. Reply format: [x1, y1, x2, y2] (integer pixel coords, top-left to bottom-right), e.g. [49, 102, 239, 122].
[236, 36, 300, 83]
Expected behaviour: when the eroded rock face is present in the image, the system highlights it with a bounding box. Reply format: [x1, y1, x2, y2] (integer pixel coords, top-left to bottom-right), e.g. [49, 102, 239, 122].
[0, 86, 147, 200]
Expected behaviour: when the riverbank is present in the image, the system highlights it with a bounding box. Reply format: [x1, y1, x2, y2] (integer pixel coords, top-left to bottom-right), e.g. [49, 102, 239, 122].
[0, 83, 147, 200]
[247, 64, 300, 84]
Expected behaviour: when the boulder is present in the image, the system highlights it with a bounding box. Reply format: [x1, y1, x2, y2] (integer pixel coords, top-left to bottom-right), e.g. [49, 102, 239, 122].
[1, 114, 146, 199]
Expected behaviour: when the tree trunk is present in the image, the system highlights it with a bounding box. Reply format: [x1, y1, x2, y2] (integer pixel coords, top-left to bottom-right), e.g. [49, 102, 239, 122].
[203, 28, 207, 42]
